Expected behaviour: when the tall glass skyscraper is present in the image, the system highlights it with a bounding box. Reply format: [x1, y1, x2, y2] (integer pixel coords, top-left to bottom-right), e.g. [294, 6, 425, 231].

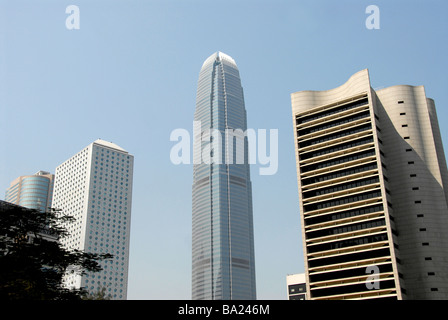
[192, 52, 256, 300]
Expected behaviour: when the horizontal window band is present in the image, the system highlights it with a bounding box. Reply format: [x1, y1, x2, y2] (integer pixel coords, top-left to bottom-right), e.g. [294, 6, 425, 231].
[295, 93, 369, 120]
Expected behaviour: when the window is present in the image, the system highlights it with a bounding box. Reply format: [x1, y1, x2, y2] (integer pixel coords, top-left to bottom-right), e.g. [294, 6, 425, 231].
[400, 112, 406, 115]
[398, 101, 404, 104]
[408, 161, 414, 164]
[410, 174, 417, 177]
[402, 124, 408, 127]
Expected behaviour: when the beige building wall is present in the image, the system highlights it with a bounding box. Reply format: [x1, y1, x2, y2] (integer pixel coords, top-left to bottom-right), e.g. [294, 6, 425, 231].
[291, 69, 403, 300]
[373, 85, 448, 299]
[291, 69, 448, 299]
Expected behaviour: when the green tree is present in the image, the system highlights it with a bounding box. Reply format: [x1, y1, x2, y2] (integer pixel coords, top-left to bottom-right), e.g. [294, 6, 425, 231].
[0, 201, 113, 300]
[82, 285, 112, 300]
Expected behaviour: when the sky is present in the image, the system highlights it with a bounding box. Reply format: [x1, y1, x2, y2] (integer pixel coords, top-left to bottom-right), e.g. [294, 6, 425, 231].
[1, 0, 447, 300]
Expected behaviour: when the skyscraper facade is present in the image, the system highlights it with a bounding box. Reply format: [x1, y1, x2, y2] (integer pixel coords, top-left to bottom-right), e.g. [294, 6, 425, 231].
[52, 139, 134, 300]
[192, 52, 256, 300]
[291, 69, 448, 300]
[5, 170, 54, 212]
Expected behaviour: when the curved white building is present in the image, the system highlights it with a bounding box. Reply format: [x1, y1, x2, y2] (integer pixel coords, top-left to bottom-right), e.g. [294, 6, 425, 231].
[291, 69, 448, 300]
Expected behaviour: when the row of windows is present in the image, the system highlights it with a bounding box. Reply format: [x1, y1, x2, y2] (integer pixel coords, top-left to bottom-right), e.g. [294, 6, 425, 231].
[303, 176, 380, 199]
[308, 246, 390, 269]
[304, 190, 382, 212]
[95, 156, 130, 162]
[310, 279, 396, 299]
[300, 136, 374, 161]
[307, 218, 386, 239]
[301, 149, 376, 174]
[307, 233, 388, 254]
[302, 163, 377, 186]
[305, 204, 384, 226]
[298, 123, 372, 149]
[296, 98, 369, 125]
[21, 179, 51, 187]
[309, 260, 393, 284]
[298, 111, 370, 136]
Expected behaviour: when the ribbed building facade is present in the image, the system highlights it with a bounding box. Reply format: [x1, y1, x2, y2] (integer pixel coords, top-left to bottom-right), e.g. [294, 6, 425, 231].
[291, 69, 448, 300]
[192, 52, 256, 300]
[5, 171, 54, 213]
[52, 139, 134, 300]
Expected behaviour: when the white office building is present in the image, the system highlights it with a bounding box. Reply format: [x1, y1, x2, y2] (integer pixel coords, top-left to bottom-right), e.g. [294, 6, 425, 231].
[52, 139, 134, 300]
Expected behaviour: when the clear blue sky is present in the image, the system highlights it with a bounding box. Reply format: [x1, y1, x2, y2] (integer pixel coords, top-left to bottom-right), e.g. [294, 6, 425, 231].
[1, 0, 447, 299]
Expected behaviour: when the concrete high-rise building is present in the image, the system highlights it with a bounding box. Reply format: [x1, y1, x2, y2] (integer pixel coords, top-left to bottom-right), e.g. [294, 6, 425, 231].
[291, 69, 448, 300]
[5, 170, 54, 212]
[52, 139, 134, 300]
[192, 52, 256, 300]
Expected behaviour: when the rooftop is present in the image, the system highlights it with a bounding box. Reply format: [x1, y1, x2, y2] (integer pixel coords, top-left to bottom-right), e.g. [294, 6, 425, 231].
[93, 139, 128, 153]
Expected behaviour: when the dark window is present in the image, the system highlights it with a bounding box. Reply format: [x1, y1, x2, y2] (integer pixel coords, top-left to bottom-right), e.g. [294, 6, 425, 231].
[289, 284, 306, 295]
[398, 101, 404, 104]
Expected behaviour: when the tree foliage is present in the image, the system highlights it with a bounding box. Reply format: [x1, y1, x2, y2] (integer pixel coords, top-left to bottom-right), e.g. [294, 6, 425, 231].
[0, 201, 113, 300]
[82, 285, 112, 300]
